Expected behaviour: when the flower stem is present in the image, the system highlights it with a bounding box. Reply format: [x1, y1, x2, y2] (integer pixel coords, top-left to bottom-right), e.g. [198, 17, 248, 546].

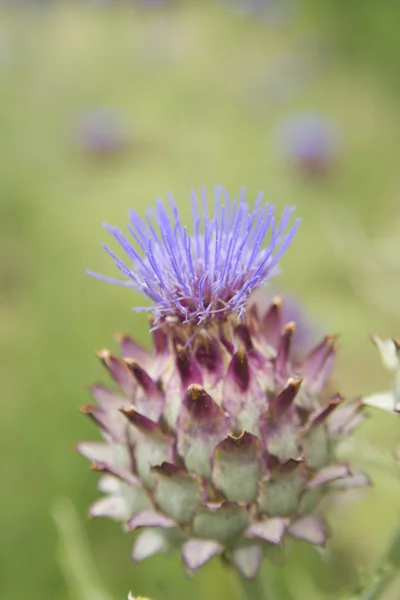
[353, 525, 400, 600]
[358, 570, 396, 600]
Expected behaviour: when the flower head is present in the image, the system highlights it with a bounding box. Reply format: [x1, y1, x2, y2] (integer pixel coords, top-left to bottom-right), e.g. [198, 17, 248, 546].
[221, 0, 295, 24]
[79, 189, 367, 578]
[279, 114, 340, 176]
[88, 186, 300, 328]
[76, 107, 129, 157]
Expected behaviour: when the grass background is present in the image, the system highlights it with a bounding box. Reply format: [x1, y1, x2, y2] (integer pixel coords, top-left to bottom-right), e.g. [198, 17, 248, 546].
[1, 1, 400, 599]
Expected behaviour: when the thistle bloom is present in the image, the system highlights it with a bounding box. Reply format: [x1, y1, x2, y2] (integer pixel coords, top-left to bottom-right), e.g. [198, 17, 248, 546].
[76, 107, 129, 157]
[279, 114, 340, 176]
[221, 0, 294, 24]
[79, 186, 365, 578]
[87, 186, 299, 327]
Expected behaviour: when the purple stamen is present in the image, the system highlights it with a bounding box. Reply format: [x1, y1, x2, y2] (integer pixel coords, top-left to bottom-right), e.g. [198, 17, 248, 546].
[87, 185, 300, 326]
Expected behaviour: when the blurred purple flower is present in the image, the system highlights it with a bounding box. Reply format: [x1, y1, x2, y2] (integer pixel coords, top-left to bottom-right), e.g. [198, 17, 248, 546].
[221, 0, 295, 25]
[279, 114, 341, 176]
[137, 0, 172, 4]
[86, 0, 171, 4]
[75, 108, 129, 157]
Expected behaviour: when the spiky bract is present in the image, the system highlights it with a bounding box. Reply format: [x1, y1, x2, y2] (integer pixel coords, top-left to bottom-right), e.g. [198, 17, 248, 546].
[79, 297, 366, 578]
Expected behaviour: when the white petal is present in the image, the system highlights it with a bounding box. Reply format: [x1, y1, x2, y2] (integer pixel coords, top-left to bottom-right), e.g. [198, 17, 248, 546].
[289, 515, 326, 546]
[132, 529, 169, 562]
[330, 471, 370, 489]
[89, 495, 130, 520]
[363, 391, 399, 413]
[233, 545, 263, 579]
[128, 510, 174, 531]
[307, 464, 350, 489]
[246, 518, 288, 545]
[77, 441, 115, 463]
[371, 336, 400, 373]
[98, 474, 121, 494]
[182, 539, 223, 572]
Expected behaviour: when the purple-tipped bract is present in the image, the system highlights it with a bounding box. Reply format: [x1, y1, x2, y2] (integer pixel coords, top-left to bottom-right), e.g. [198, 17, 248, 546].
[79, 295, 367, 577]
[87, 186, 300, 327]
[79, 186, 367, 578]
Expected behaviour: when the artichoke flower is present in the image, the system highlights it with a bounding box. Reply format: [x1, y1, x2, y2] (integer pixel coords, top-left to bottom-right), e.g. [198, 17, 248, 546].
[79, 186, 365, 578]
[279, 114, 340, 177]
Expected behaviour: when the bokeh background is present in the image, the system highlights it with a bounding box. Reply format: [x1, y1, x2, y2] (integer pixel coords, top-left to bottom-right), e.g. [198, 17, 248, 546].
[1, 1, 400, 599]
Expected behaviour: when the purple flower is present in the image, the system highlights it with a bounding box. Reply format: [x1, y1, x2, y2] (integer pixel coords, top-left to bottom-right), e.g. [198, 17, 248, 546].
[137, 0, 172, 4]
[87, 186, 300, 327]
[279, 114, 341, 176]
[79, 188, 367, 578]
[76, 108, 129, 157]
[220, 0, 295, 24]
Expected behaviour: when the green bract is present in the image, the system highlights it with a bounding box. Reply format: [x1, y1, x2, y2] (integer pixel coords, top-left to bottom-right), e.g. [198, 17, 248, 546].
[79, 296, 367, 578]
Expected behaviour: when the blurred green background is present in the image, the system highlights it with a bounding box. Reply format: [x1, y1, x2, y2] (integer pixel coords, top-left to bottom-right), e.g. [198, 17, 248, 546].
[1, 1, 400, 599]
